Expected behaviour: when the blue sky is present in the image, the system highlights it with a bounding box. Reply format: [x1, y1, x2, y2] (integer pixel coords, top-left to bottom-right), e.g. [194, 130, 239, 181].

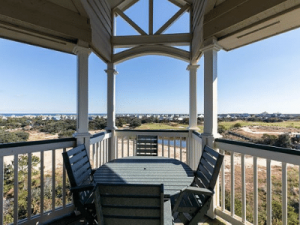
[1, 0, 300, 114]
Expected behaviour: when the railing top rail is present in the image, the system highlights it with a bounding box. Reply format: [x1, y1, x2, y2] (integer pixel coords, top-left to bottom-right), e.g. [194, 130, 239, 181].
[192, 130, 202, 138]
[116, 129, 189, 133]
[215, 138, 300, 157]
[0, 137, 76, 149]
[91, 131, 110, 138]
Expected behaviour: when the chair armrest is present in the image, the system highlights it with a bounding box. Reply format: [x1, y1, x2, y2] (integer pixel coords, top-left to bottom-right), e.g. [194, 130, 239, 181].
[182, 186, 214, 196]
[172, 187, 214, 213]
[70, 184, 95, 193]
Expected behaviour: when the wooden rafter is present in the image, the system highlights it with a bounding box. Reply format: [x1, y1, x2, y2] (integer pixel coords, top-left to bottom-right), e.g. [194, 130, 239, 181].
[115, 8, 147, 35]
[149, 0, 153, 35]
[155, 4, 190, 35]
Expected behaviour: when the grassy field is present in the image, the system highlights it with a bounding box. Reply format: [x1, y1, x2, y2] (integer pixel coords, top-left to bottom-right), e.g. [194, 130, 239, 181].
[219, 120, 300, 130]
[133, 120, 300, 133]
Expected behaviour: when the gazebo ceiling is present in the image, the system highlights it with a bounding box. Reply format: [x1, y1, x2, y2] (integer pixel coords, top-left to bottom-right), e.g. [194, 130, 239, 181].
[0, 0, 299, 63]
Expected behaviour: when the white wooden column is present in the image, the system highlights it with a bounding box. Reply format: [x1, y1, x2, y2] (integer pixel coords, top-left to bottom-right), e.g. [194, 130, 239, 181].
[105, 63, 118, 160]
[201, 37, 222, 219]
[187, 64, 200, 170]
[73, 46, 91, 149]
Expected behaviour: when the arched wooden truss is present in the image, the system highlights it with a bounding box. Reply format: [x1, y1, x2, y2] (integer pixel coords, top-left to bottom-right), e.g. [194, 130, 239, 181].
[113, 45, 190, 64]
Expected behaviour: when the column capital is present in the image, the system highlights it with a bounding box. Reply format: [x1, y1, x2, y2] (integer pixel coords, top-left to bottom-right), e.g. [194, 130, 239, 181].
[105, 63, 118, 75]
[105, 68, 118, 75]
[187, 64, 200, 71]
[200, 37, 222, 53]
[73, 46, 91, 55]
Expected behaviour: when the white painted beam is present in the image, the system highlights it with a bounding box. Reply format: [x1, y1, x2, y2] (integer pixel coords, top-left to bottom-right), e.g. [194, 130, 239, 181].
[113, 45, 190, 64]
[112, 33, 191, 47]
[0, 0, 91, 42]
[203, 0, 287, 39]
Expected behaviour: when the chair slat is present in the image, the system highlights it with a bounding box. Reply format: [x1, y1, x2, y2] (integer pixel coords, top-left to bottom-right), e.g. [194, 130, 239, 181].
[104, 217, 161, 225]
[101, 196, 161, 206]
[69, 150, 89, 165]
[202, 151, 217, 166]
[136, 135, 158, 156]
[102, 206, 161, 217]
[94, 183, 171, 225]
[204, 146, 219, 158]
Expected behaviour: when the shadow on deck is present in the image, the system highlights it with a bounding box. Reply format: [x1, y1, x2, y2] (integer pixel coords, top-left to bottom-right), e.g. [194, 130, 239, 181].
[44, 213, 230, 225]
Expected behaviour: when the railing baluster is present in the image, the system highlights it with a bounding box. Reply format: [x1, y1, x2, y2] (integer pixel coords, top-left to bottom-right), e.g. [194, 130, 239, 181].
[0, 156, 3, 225]
[186, 137, 189, 165]
[93, 143, 96, 168]
[168, 139, 170, 158]
[101, 140, 103, 165]
[267, 159, 272, 225]
[116, 137, 119, 159]
[282, 162, 287, 225]
[127, 138, 130, 157]
[14, 154, 18, 225]
[96, 142, 99, 167]
[174, 139, 176, 159]
[52, 149, 56, 211]
[253, 156, 258, 225]
[41, 151, 44, 218]
[220, 149, 225, 211]
[133, 138, 136, 156]
[180, 137, 182, 162]
[27, 153, 32, 220]
[121, 137, 124, 158]
[106, 139, 109, 162]
[63, 148, 66, 208]
[241, 154, 246, 223]
[230, 151, 235, 216]
[162, 138, 165, 157]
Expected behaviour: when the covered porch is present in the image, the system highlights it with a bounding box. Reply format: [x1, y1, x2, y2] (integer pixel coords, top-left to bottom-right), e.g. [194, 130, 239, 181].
[1, 0, 300, 224]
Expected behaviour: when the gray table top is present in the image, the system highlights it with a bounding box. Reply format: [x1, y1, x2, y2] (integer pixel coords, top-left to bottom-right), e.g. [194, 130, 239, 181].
[94, 156, 194, 197]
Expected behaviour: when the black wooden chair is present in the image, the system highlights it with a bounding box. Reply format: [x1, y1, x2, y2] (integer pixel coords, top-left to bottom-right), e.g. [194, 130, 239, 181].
[171, 145, 224, 225]
[136, 135, 158, 156]
[62, 144, 96, 224]
[94, 183, 173, 225]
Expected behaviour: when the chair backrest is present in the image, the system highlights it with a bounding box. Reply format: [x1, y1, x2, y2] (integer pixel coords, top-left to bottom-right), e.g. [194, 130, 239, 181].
[136, 135, 158, 156]
[62, 144, 94, 187]
[62, 145, 95, 203]
[194, 145, 224, 191]
[94, 183, 164, 225]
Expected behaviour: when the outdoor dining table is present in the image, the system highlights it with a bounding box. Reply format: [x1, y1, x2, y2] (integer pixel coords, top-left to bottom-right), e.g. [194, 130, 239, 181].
[93, 156, 195, 197]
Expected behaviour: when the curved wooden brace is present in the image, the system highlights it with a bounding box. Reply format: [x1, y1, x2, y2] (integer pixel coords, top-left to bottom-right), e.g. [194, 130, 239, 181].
[112, 45, 190, 64]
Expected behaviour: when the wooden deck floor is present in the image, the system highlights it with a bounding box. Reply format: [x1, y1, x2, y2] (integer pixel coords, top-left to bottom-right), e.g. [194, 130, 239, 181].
[62, 216, 230, 225]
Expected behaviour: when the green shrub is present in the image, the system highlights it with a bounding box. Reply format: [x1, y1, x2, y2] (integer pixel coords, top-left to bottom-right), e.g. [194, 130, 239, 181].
[233, 123, 242, 128]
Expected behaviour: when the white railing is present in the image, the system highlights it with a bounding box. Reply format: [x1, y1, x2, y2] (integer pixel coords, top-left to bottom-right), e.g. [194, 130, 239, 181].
[0, 138, 76, 225]
[0, 131, 112, 225]
[89, 132, 112, 169]
[115, 130, 189, 164]
[215, 139, 300, 225]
